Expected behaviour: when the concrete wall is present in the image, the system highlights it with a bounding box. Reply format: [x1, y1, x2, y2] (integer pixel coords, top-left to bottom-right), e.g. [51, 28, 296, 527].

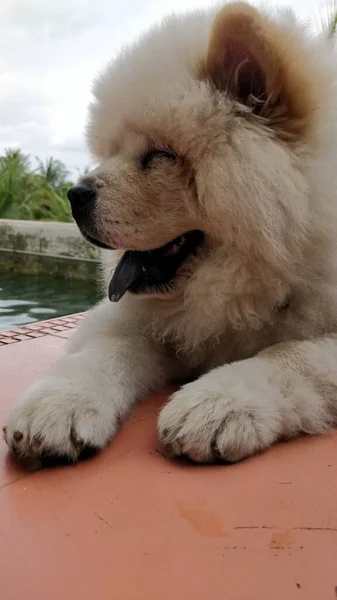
[0, 219, 100, 280]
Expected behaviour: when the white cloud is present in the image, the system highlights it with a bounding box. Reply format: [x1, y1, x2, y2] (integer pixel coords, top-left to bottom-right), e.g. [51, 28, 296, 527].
[0, 0, 330, 178]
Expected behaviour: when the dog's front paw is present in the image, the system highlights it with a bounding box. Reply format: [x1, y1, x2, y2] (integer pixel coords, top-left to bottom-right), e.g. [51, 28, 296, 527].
[158, 366, 281, 463]
[3, 376, 121, 468]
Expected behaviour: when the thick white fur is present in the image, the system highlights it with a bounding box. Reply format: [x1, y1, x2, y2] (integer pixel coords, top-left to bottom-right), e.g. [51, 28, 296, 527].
[4, 2, 337, 465]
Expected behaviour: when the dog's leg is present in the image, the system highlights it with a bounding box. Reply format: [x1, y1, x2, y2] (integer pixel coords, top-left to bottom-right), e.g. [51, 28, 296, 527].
[4, 300, 173, 466]
[158, 335, 337, 463]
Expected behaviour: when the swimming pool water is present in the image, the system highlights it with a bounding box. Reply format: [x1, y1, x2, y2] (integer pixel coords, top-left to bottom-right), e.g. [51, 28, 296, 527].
[0, 272, 102, 331]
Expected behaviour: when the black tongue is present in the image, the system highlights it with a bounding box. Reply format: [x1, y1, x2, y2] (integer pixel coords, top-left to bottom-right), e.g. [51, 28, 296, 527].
[109, 252, 144, 302]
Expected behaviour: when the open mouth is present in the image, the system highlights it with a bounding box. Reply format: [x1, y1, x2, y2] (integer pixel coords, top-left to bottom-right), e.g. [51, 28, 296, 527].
[109, 230, 204, 302]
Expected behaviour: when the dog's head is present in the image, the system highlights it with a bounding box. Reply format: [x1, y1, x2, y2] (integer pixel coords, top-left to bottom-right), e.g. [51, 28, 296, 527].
[68, 2, 334, 303]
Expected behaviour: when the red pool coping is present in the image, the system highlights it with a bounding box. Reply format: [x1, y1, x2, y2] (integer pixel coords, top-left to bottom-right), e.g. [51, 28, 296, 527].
[0, 314, 337, 599]
[0, 313, 83, 344]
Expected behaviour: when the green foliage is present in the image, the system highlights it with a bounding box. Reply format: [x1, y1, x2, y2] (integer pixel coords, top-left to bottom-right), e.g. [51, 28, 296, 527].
[327, 4, 337, 38]
[0, 149, 75, 222]
[318, 2, 337, 39]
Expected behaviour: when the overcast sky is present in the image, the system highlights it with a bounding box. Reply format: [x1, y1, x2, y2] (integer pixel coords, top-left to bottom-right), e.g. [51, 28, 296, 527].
[0, 0, 328, 178]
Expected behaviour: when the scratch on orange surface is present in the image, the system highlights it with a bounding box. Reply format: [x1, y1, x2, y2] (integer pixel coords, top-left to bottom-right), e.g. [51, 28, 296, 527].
[178, 501, 227, 538]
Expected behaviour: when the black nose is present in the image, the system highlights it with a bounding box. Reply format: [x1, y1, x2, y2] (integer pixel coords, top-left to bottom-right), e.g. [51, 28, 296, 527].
[67, 182, 96, 208]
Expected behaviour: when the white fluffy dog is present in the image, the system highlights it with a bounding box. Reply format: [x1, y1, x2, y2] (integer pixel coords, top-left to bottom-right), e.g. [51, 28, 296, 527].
[4, 2, 337, 467]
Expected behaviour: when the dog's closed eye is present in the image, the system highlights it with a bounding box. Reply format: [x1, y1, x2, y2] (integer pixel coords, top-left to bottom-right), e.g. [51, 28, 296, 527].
[141, 149, 176, 170]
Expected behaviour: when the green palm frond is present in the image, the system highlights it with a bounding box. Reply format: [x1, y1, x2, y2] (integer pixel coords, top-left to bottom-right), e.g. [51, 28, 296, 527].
[318, 1, 337, 38]
[328, 10, 337, 37]
[0, 149, 74, 222]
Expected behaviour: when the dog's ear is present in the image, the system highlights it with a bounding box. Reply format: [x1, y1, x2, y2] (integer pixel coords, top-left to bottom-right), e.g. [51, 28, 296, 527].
[206, 2, 317, 139]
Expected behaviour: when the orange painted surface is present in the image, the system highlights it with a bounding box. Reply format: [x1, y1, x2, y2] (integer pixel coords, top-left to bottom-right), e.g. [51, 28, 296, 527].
[1, 320, 337, 600]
